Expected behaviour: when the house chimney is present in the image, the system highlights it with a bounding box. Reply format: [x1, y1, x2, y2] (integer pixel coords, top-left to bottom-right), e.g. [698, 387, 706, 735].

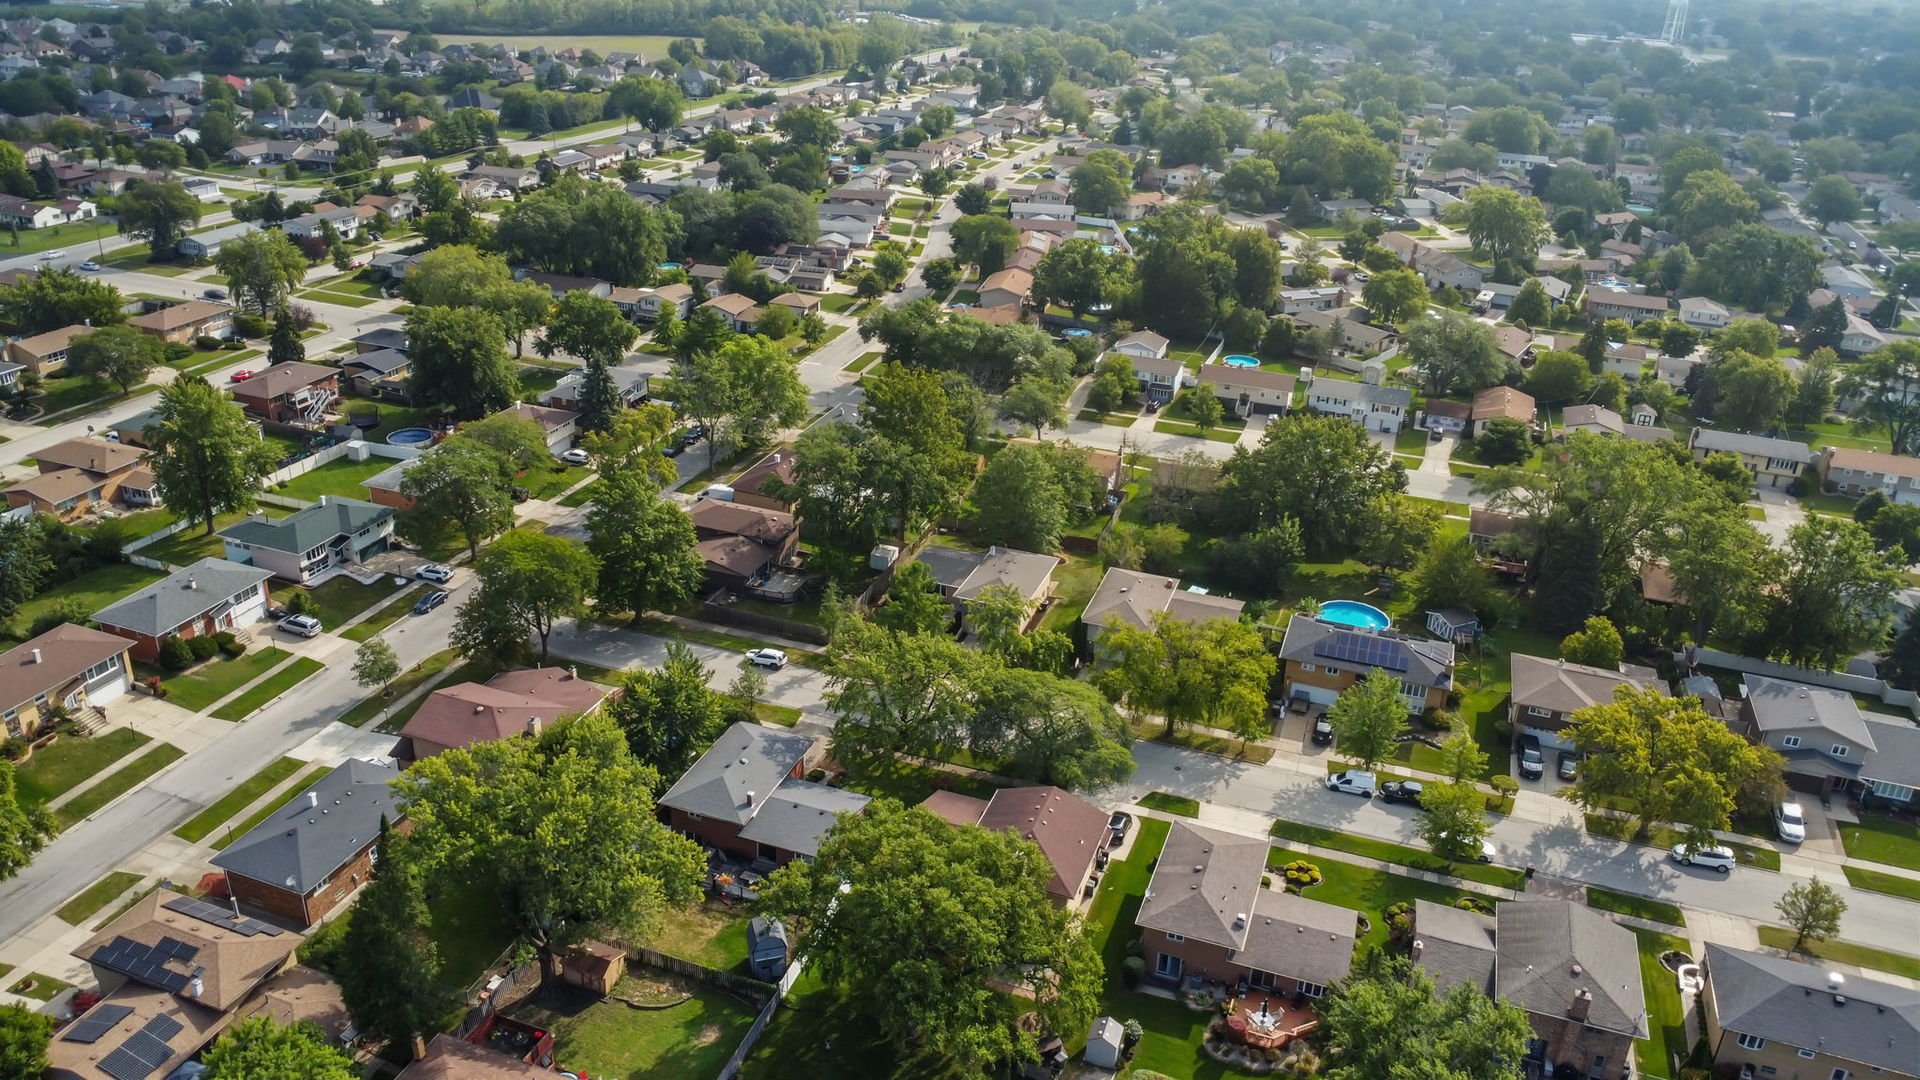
[411, 1033, 429, 1060]
[1568, 989, 1592, 1023]
[567, 665, 577, 680]
[189, 975, 203, 998]
[526, 716, 542, 737]
[1411, 939, 1424, 960]
[746, 790, 756, 806]
[307, 791, 318, 809]
[29, 649, 40, 664]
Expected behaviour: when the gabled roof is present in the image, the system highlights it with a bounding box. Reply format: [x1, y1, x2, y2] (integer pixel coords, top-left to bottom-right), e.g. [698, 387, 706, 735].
[1410, 899, 1496, 993]
[688, 498, 796, 544]
[658, 721, 814, 825]
[1471, 385, 1535, 422]
[734, 781, 870, 859]
[1137, 821, 1267, 946]
[211, 759, 399, 895]
[1509, 653, 1665, 716]
[1493, 900, 1647, 1038]
[128, 299, 230, 333]
[36, 436, 143, 475]
[229, 361, 334, 400]
[1278, 613, 1454, 690]
[399, 1034, 549, 1079]
[0, 624, 129, 714]
[1824, 446, 1920, 481]
[975, 785, 1109, 902]
[75, 889, 301, 1012]
[92, 558, 273, 639]
[1704, 944, 1920, 1075]
[1690, 427, 1816, 463]
[401, 668, 609, 753]
[219, 498, 392, 555]
[1083, 568, 1243, 633]
[1742, 674, 1876, 748]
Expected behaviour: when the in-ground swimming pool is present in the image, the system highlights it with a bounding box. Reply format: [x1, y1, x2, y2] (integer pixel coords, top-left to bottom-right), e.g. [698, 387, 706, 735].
[387, 427, 433, 448]
[1062, 328, 1093, 338]
[1318, 600, 1391, 630]
[659, 261, 682, 270]
[1222, 354, 1260, 367]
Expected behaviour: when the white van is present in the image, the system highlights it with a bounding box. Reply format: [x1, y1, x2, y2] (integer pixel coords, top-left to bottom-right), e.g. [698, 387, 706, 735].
[1324, 770, 1378, 797]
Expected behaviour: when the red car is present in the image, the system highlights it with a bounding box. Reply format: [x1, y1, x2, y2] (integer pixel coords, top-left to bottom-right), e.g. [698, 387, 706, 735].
[229, 370, 253, 382]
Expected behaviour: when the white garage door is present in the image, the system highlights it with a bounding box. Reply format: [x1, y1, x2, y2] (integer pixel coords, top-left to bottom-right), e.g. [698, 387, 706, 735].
[1524, 725, 1574, 752]
[1290, 683, 1340, 706]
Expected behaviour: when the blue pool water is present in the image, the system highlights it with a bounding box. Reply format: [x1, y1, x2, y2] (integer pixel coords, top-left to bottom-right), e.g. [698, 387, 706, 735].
[1222, 354, 1260, 367]
[659, 262, 682, 270]
[1062, 328, 1093, 338]
[387, 427, 433, 448]
[1319, 601, 1391, 630]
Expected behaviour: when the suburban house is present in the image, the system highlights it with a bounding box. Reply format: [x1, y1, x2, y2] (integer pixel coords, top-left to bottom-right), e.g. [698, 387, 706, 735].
[1819, 446, 1920, 504]
[175, 222, 263, 260]
[909, 544, 1061, 634]
[212, 759, 401, 927]
[217, 497, 395, 584]
[1412, 899, 1647, 1080]
[978, 267, 1034, 310]
[1082, 568, 1245, 641]
[359, 456, 421, 512]
[920, 786, 1111, 907]
[0, 624, 132, 738]
[1739, 674, 1920, 803]
[6, 324, 90, 375]
[1136, 821, 1355, 997]
[1470, 386, 1536, 436]
[1656, 354, 1702, 390]
[541, 366, 650, 412]
[1584, 290, 1669, 325]
[701, 292, 763, 333]
[337, 349, 411, 398]
[1304, 381, 1410, 434]
[1509, 654, 1667, 751]
[728, 449, 798, 513]
[227, 361, 338, 424]
[500, 403, 579, 454]
[688, 497, 800, 590]
[1699, 943, 1919, 1080]
[400, 667, 613, 761]
[657, 722, 872, 865]
[52, 890, 306, 1080]
[1687, 428, 1817, 491]
[1207, 367, 1297, 417]
[1129, 354, 1189, 404]
[128, 300, 233, 344]
[1277, 613, 1454, 713]
[3, 436, 157, 520]
[1676, 295, 1732, 330]
[1111, 331, 1171, 361]
[90, 558, 273, 664]
[399, 1035, 550, 1080]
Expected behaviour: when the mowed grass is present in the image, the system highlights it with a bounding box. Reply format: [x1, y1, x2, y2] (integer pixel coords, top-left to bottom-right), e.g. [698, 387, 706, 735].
[6, 563, 165, 640]
[340, 647, 459, 728]
[54, 744, 185, 829]
[1842, 864, 1920, 901]
[172, 757, 305, 843]
[211, 657, 324, 720]
[516, 983, 756, 1080]
[55, 871, 144, 926]
[1265, 844, 1492, 951]
[1267, 818, 1527, 890]
[1586, 887, 1687, 927]
[14, 728, 151, 807]
[306, 576, 402, 629]
[273, 456, 398, 502]
[149, 647, 291, 713]
[209, 766, 330, 850]
[1584, 814, 1782, 871]
[424, 877, 519, 990]
[1755, 925, 1920, 979]
[1633, 927, 1692, 1080]
[341, 585, 430, 643]
[643, 901, 751, 972]
[1838, 814, 1920, 870]
[1138, 791, 1200, 817]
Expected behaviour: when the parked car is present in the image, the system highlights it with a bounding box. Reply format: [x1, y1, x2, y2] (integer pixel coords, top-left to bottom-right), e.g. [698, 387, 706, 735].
[79, 259, 101, 271]
[663, 443, 685, 458]
[1324, 770, 1377, 797]
[1379, 780, 1425, 805]
[559, 447, 590, 466]
[416, 564, 453, 583]
[277, 614, 322, 638]
[1671, 843, 1736, 874]
[1108, 811, 1132, 846]
[1773, 801, 1806, 844]
[229, 370, 253, 382]
[1517, 734, 1545, 780]
[1556, 750, 1579, 781]
[412, 590, 448, 615]
[202, 287, 228, 300]
[1310, 716, 1334, 746]
[745, 648, 788, 670]
[1436, 831, 1496, 862]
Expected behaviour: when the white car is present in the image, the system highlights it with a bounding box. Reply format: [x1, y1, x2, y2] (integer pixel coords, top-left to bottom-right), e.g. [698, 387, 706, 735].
[38, 249, 64, 261]
[559, 448, 590, 466]
[416, 564, 454, 584]
[1324, 770, 1377, 797]
[79, 260, 101, 271]
[745, 648, 788, 670]
[277, 614, 322, 638]
[1437, 831, 1496, 863]
[1774, 801, 1806, 844]
[1671, 843, 1736, 874]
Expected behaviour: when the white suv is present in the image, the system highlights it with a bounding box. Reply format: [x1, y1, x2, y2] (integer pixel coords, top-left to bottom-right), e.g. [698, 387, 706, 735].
[1670, 843, 1736, 874]
[1773, 801, 1806, 844]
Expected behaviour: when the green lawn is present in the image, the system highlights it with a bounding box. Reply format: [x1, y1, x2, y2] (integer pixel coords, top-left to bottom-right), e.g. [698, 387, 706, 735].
[0, 217, 118, 255]
[144, 647, 291, 712]
[1037, 553, 1103, 635]
[1266, 844, 1491, 951]
[55, 871, 144, 926]
[212, 657, 323, 720]
[139, 509, 286, 567]
[369, 650, 468, 732]
[209, 765, 330, 850]
[1132, 720, 1277, 764]
[1152, 420, 1242, 443]
[172, 758, 305, 843]
[55, 744, 185, 829]
[1138, 791, 1200, 817]
[342, 585, 429, 643]
[1755, 925, 1920, 979]
[273, 457, 399, 502]
[340, 400, 443, 442]
[1267, 818, 1526, 890]
[8, 972, 74, 1002]
[1843, 864, 1920, 901]
[516, 983, 757, 1080]
[424, 877, 519, 989]
[7, 564, 164, 640]
[305, 576, 400, 630]
[1583, 814, 1782, 871]
[519, 464, 589, 501]
[841, 756, 1003, 804]
[1586, 887, 1687, 927]
[1633, 927, 1693, 1080]
[1837, 813, 1920, 870]
[14, 728, 152, 808]
[644, 901, 751, 972]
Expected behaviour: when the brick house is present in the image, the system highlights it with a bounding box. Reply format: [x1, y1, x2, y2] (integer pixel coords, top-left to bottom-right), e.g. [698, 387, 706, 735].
[1277, 612, 1454, 712]
[1688, 428, 1816, 491]
[4, 436, 158, 519]
[1082, 568, 1244, 643]
[211, 759, 401, 927]
[227, 362, 338, 424]
[657, 722, 870, 866]
[1700, 943, 1919, 1080]
[217, 497, 394, 584]
[688, 497, 800, 589]
[1508, 653, 1668, 751]
[920, 786, 1109, 906]
[90, 557, 273, 664]
[1137, 821, 1355, 996]
[1413, 899, 1647, 1080]
[128, 299, 233, 344]
[728, 448, 798, 513]
[399, 667, 613, 761]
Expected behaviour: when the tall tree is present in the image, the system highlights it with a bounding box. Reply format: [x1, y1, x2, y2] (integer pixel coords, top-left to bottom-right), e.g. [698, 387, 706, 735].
[1711, 351, 1794, 431]
[1842, 341, 1920, 455]
[1325, 669, 1410, 771]
[0, 762, 52, 883]
[1761, 516, 1905, 670]
[874, 560, 952, 637]
[605, 642, 724, 777]
[395, 711, 705, 986]
[465, 529, 597, 664]
[147, 377, 279, 535]
[1416, 780, 1492, 862]
[200, 1017, 354, 1080]
[825, 620, 977, 764]
[1321, 960, 1532, 1080]
[213, 229, 307, 315]
[971, 667, 1134, 789]
[1404, 313, 1507, 395]
[538, 290, 638, 369]
[755, 801, 1101, 1075]
[1559, 616, 1624, 669]
[116, 181, 202, 257]
[0, 267, 123, 333]
[666, 335, 807, 470]
[0, 1003, 50, 1079]
[1661, 506, 1777, 645]
[267, 310, 305, 367]
[1218, 413, 1407, 553]
[1361, 267, 1428, 324]
[586, 469, 705, 618]
[396, 444, 515, 558]
[404, 305, 520, 418]
[1093, 612, 1276, 741]
[1460, 186, 1548, 268]
[334, 828, 451, 1057]
[0, 519, 51, 626]
[65, 324, 160, 395]
[1776, 877, 1846, 953]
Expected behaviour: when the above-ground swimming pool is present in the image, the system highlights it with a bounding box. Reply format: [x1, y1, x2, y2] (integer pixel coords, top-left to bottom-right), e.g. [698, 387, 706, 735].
[1318, 600, 1391, 630]
[1222, 354, 1260, 367]
[387, 427, 433, 448]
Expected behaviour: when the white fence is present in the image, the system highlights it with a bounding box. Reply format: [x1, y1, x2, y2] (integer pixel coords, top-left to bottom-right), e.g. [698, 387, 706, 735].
[1677, 646, 1917, 713]
[262, 439, 419, 488]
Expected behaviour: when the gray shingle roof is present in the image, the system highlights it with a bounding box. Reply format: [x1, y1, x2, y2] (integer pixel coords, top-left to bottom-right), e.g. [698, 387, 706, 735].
[657, 722, 814, 825]
[219, 498, 392, 555]
[734, 781, 870, 858]
[1233, 889, 1356, 988]
[91, 557, 272, 638]
[1137, 821, 1267, 947]
[1705, 943, 1920, 1074]
[1509, 653, 1665, 716]
[1410, 899, 1496, 994]
[1690, 427, 1816, 463]
[211, 759, 399, 894]
[1494, 900, 1648, 1039]
[1860, 713, 1920, 787]
[1278, 613, 1454, 690]
[1743, 675, 1877, 749]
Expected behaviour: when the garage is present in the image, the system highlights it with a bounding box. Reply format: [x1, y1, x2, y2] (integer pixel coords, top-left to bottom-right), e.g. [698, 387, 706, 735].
[1523, 725, 1575, 752]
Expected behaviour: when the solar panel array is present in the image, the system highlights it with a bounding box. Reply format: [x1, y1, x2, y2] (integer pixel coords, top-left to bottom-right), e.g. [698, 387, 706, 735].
[1312, 630, 1411, 672]
[60, 1003, 134, 1044]
[96, 1015, 183, 1080]
[91, 937, 194, 994]
[160, 895, 284, 937]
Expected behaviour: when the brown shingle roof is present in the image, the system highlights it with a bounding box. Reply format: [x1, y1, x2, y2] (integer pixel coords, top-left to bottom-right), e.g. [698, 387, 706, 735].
[398, 1034, 551, 1079]
[401, 667, 609, 754]
[128, 299, 230, 333]
[976, 786, 1109, 902]
[1471, 385, 1535, 422]
[688, 498, 796, 544]
[0, 625, 127, 714]
[74, 888, 301, 1012]
[36, 436, 143, 475]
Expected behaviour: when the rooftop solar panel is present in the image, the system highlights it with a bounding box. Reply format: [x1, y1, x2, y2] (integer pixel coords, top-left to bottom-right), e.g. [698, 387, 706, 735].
[98, 1045, 159, 1080]
[60, 1003, 134, 1044]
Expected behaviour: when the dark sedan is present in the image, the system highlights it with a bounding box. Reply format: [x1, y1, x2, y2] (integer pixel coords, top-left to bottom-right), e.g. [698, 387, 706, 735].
[412, 589, 448, 615]
[1379, 780, 1426, 806]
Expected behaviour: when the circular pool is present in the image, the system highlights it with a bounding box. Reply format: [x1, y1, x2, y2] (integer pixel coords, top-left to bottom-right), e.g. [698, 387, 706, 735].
[658, 261, 682, 270]
[1318, 600, 1391, 630]
[386, 427, 433, 448]
[1222, 354, 1260, 368]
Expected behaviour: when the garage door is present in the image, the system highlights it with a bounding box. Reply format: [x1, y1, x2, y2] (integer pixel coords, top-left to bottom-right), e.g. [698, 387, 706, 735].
[1524, 725, 1574, 751]
[1290, 684, 1340, 706]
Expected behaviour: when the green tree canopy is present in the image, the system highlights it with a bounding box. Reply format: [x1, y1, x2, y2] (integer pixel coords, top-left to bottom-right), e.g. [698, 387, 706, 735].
[147, 377, 279, 535]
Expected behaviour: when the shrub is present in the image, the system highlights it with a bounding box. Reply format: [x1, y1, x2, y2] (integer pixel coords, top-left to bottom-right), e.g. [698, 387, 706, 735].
[162, 342, 193, 363]
[27, 598, 92, 639]
[194, 335, 225, 350]
[1424, 708, 1459, 732]
[186, 635, 220, 661]
[281, 587, 314, 616]
[213, 630, 238, 651]
[1280, 859, 1323, 892]
[1121, 955, 1144, 989]
[1123, 1018, 1143, 1044]
[1489, 774, 1519, 798]
[296, 909, 352, 973]
[0, 736, 27, 761]
[158, 635, 194, 671]
[233, 312, 269, 339]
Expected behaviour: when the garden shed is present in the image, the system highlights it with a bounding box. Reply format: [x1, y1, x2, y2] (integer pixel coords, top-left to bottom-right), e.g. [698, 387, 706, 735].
[560, 940, 626, 996]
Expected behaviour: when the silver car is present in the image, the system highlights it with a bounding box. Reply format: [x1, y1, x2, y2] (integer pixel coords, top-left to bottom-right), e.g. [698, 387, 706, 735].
[277, 614, 322, 638]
